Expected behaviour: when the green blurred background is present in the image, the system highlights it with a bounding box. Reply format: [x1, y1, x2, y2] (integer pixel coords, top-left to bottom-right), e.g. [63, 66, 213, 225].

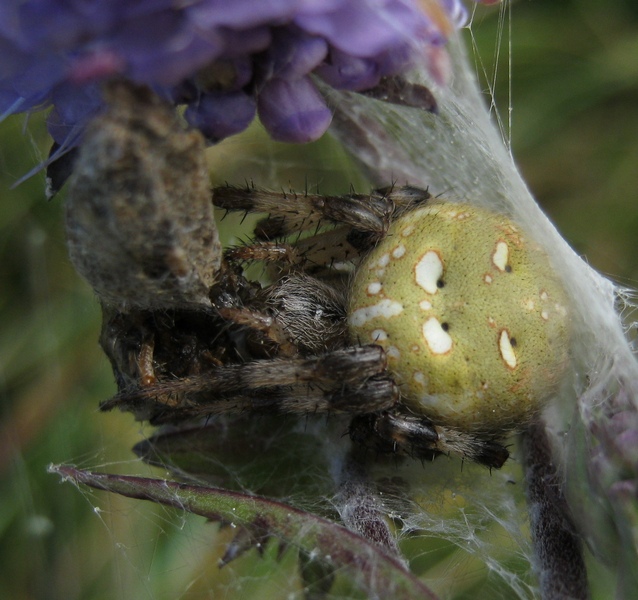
[1, 0, 637, 598]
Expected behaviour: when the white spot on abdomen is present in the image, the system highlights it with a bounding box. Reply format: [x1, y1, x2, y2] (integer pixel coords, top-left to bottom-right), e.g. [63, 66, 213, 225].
[419, 300, 432, 311]
[415, 251, 443, 294]
[370, 329, 388, 341]
[422, 317, 453, 355]
[392, 245, 406, 259]
[492, 241, 509, 272]
[402, 225, 414, 237]
[413, 371, 427, 387]
[378, 253, 390, 268]
[499, 329, 517, 369]
[367, 282, 382, 295]
[386, 345, 401, 360]
[349, 299, 403, 326]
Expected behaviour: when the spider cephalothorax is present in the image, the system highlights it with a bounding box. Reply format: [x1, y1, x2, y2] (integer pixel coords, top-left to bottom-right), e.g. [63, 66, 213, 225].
[102, 183, 570, 469]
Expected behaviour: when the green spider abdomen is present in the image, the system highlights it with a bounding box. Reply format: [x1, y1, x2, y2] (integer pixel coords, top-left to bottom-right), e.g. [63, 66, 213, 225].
[348, 201, 570, 432]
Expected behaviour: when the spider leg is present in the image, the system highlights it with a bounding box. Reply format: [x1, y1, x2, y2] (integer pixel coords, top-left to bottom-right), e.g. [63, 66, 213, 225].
[102, 345, 399, 419]
[145, 376, 398, 425]
[213, 185, 392, 239]
[225, 229, 362, 277]
[349, 411, 509, 469]
[216, 186, 434, 279]
[224, 242, 302, 265]
[292, 227, 363, 273]
[216, 306, 299, 357]
[213, 184, 431, 242]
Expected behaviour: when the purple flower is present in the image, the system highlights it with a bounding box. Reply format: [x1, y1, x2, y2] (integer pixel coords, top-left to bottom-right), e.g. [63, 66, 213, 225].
[257, 76, 332, 143]
[0, 0, 488, 156]
[184, 90, 256, 141]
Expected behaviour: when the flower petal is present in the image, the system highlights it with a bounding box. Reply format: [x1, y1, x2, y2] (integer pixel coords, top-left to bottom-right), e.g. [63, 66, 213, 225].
[257, 76, 332, 143]
[185, 90, 256, 142]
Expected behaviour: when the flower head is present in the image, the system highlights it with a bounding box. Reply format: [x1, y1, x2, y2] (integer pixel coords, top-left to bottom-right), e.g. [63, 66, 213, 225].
[1, 0, 495, 156]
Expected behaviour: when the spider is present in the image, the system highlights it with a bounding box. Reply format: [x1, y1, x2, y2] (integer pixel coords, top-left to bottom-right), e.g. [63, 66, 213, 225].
[101, 182, 570, 470]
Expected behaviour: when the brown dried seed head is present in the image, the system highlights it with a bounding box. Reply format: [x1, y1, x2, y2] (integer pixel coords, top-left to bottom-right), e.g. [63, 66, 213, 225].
[66, 81, 221, 310]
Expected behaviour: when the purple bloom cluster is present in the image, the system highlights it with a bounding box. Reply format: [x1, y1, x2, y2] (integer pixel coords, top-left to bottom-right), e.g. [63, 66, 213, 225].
[1, 0, 494, 154]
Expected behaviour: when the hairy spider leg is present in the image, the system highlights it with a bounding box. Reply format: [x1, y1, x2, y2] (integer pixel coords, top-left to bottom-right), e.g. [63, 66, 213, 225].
[224, 229, 361, 275]
[214, 185, 392, 239]
[350, 412, 509, 469]
[102, 345, 399, 421]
